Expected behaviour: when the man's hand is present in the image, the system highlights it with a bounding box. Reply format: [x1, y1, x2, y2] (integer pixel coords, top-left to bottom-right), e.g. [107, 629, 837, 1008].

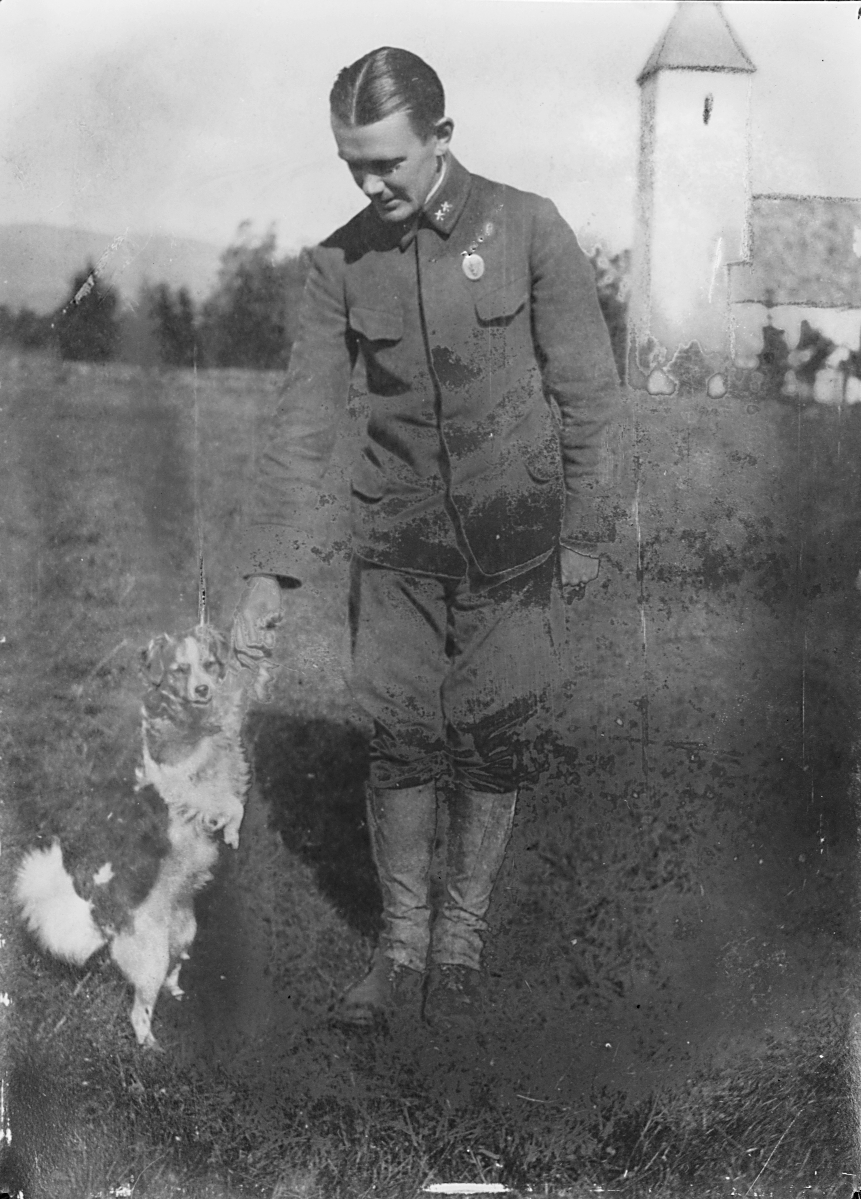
[560, 547, 600, 597]
[232, 575, 283, 667]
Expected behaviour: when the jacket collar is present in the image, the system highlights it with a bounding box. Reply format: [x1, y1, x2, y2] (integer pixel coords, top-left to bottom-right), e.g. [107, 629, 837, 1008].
[420, 153, 471, 237]
[381, 154, 471, 251]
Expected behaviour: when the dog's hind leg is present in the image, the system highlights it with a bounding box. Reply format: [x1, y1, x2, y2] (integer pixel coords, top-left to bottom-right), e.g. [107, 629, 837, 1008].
[165, 903, 197, 999]
[112, 920, 170, 1050]
[129, 990, 162, 1049]
[164, 958, 186, 999]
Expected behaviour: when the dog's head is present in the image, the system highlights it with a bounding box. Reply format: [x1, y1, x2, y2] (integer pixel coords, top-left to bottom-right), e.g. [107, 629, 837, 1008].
[141, 626, 229, 709]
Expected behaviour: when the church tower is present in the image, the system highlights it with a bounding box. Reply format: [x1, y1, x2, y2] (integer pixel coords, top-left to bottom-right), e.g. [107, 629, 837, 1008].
[629, 1, 756, 369]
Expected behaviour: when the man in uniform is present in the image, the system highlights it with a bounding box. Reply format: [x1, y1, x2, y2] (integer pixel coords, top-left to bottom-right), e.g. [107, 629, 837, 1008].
[233, 47, 621, 1032]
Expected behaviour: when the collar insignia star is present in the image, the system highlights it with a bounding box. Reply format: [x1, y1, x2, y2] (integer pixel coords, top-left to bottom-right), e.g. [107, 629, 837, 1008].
[434, 200, 453, 222]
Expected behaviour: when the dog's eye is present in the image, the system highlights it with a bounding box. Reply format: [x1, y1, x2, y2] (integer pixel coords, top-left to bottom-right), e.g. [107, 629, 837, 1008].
[202, 659, 218, 672]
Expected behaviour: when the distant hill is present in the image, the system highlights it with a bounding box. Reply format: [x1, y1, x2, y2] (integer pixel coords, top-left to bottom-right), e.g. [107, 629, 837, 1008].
[0, 224, 224, 315]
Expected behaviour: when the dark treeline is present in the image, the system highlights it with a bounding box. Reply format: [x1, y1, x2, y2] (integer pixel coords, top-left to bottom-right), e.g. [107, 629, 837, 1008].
[0, 225, 629, 378]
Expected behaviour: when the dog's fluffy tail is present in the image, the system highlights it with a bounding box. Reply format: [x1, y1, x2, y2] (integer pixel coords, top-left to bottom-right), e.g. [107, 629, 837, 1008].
[14, 842, 106, 965]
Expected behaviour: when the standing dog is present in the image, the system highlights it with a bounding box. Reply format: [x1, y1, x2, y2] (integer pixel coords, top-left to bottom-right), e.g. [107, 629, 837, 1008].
[14, 625, 263, 1049]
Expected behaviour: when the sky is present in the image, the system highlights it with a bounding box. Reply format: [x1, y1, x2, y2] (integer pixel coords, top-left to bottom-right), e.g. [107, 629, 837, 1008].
[0, 0, 859, 256]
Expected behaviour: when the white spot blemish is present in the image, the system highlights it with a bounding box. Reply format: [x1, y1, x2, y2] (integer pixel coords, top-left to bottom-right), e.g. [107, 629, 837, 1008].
[632, 487, 647, 657]
[646, 367, 676, 397]
[423, 1187, 510, 1195]
[708, 237, 724, 304]
[93, 862, 114, 886]
[853, 227, 861, 258]
[707, 373, 728, 399]
[68, 231, 128, 309]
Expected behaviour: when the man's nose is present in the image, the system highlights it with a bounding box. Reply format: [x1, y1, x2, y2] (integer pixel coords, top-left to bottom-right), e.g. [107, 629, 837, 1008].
[361, 173, 385, 198]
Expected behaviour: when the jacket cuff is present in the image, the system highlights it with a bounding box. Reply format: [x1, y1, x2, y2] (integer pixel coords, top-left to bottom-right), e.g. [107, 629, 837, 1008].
[236, 523, 315, 586]
[561, 490, 613, 552]
[559, 538, 600, 558]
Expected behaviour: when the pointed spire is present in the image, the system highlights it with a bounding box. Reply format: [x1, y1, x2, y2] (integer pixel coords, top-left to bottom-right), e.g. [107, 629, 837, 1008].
[638, 1, 756, 85]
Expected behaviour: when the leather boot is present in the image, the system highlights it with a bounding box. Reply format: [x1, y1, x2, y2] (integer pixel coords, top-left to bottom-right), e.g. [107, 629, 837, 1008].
[425, 786, 517, 1031]
[333, 949, 425, 1029]
[334, 781, 437, 1027]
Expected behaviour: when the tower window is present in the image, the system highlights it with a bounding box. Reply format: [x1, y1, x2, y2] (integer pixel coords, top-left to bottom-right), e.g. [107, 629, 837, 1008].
[703, 94, 713, 125]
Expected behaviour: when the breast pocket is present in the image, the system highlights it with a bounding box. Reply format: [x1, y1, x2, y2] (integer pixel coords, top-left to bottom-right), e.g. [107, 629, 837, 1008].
[474, 276, 530, 326]
[348, 307, 404, 343]
[348, 306, 407, 396]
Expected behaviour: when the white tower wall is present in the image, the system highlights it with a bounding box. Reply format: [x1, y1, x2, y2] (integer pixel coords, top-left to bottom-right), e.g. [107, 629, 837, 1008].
[632, 69, 752, 359]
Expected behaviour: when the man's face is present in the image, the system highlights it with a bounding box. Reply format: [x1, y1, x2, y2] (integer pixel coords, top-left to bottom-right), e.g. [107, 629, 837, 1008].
[331, 109, 452, 224]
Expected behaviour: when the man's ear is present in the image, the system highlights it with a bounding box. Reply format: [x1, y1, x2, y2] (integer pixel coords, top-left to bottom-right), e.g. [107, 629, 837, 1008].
[141, 635, 170, 687]
[433, 117, 454, 154]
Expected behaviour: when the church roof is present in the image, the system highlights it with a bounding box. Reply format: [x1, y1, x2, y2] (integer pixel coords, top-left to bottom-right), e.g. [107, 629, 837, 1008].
[638, 1, 756, 85]
[730, 195, 861, 308]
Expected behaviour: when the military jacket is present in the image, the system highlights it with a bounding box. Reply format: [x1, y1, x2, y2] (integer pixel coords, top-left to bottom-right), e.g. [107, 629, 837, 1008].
[242, 155, 621, 581]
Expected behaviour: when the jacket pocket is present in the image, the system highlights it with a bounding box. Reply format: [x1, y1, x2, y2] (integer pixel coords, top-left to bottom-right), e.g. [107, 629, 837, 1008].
[348, 306, 404, 343]
[522, 431, 562, 484]
[475, 276, 530, 324]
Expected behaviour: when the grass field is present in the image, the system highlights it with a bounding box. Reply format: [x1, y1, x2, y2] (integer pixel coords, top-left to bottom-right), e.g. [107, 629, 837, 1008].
[1, 349, 860, 1198]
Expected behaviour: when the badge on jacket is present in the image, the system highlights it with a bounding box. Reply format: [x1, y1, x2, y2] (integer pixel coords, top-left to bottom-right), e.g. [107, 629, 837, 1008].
[461, 222, 493, 281]
[462, 253, 485, 281]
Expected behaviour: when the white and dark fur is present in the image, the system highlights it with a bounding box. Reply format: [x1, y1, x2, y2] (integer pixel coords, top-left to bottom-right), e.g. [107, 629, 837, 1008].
[137, 624, 252, 848]
[14, 625, 261, 1049]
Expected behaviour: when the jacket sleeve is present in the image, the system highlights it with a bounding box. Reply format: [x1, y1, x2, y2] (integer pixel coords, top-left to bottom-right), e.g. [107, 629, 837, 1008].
[529, 197, 622, 552]
[238, 245, 353, 583]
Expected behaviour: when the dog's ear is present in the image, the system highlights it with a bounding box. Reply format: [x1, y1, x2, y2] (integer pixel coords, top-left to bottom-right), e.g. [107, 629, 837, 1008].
[141, 635, 171, 687]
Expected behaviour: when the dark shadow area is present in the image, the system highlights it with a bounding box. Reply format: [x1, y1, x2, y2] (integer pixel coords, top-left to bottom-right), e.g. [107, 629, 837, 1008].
[0, 1056, 72, 1199]
[247, 710, 379, 937]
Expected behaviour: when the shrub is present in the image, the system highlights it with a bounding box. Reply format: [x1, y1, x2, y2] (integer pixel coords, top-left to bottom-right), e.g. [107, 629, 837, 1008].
[0, 303, 56, 351]
[149, 283, 198, 368]
[199, 223, 309, 370]
[55, 263, 121, 362]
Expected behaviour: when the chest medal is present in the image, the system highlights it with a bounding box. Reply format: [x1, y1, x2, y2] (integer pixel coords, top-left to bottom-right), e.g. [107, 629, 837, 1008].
[462, 253, 485, 281]
[461, 221, 493, 282]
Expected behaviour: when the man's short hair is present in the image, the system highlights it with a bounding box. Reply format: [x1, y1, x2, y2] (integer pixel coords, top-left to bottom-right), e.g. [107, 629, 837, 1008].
[330, 47, 445, 141]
